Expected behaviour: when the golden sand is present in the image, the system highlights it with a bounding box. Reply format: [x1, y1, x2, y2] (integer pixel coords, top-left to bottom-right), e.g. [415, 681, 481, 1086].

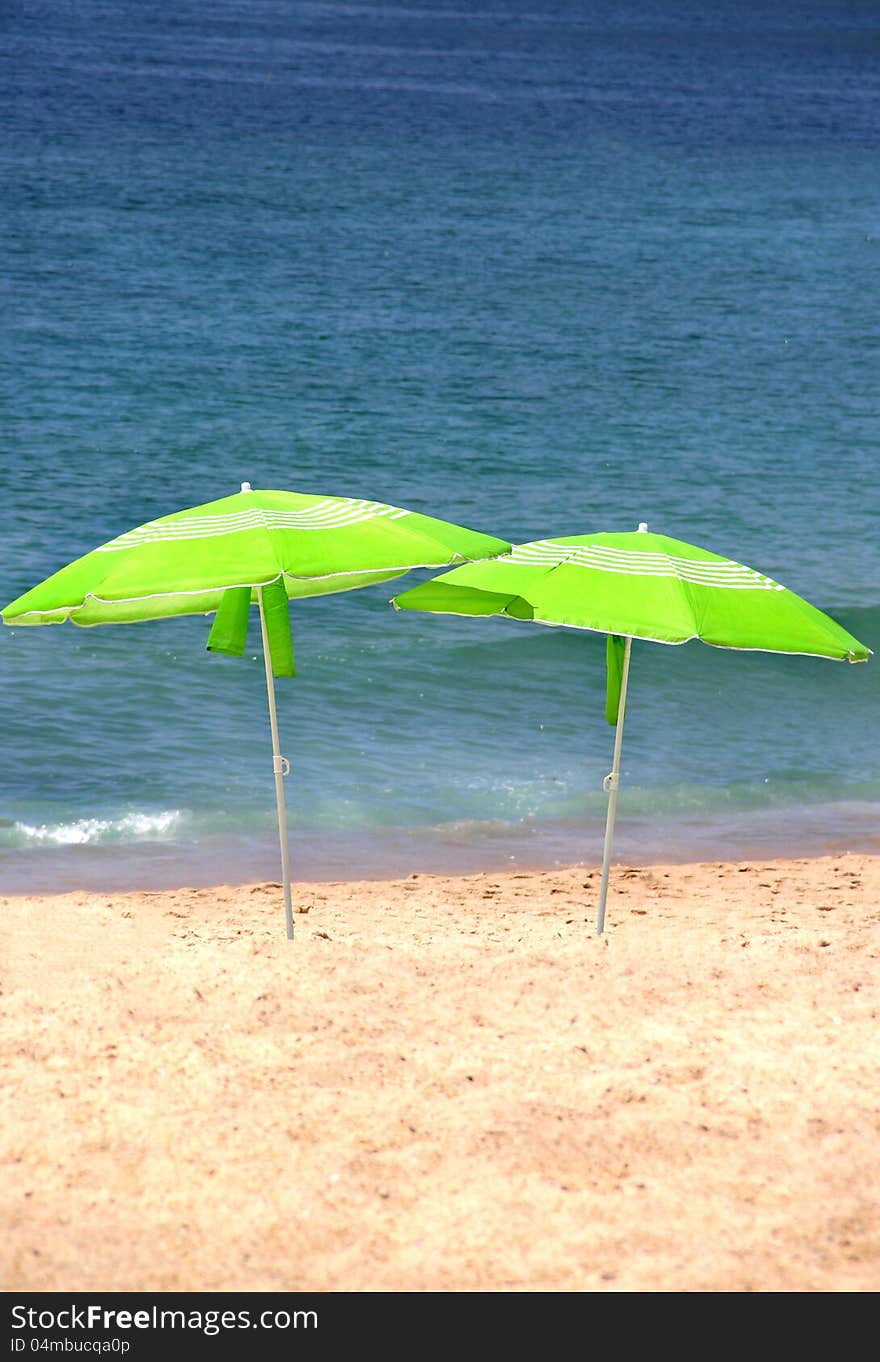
[2, 853, 879, 1292]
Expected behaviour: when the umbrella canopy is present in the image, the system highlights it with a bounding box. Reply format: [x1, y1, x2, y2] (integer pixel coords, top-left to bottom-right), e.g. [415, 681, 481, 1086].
[4, 483, 510, 625]
[392, 524, 871, 931]
[3, 483, 511, 937]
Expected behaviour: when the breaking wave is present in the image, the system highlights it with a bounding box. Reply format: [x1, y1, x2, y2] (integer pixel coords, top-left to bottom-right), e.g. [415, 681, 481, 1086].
[5, 809, 184, 847]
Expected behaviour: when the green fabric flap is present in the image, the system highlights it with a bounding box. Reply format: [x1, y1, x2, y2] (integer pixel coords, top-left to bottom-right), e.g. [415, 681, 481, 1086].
[605, 633, 625, 726]
[261, 579, 295, 677]
[206, 586, 251, 657]
[206, 581, 295, 678]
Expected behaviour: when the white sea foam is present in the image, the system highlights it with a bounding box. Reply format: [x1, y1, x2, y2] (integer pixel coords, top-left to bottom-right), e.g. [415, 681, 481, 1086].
[13, 810, 183, 846]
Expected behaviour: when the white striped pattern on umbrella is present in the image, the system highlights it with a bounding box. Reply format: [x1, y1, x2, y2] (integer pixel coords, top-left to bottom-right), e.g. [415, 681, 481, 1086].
[506, 540, 784, 590]
[96, 498, 410, 552]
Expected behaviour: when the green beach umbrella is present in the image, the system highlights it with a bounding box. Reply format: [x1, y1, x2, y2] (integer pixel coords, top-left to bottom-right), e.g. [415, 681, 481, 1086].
[3, 482, 511, 938]
[392, 523, 871, 933]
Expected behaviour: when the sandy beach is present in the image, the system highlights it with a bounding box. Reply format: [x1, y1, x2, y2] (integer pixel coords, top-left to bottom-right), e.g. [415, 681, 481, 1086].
[2, 852, 878, 1294]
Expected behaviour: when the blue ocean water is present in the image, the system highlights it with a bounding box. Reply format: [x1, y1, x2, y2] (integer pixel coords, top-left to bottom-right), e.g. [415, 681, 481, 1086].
[2, 0, 878, 892]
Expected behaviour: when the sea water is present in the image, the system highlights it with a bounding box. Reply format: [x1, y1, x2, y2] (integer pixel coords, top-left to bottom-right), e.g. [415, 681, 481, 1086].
[2, 0, 878, 891]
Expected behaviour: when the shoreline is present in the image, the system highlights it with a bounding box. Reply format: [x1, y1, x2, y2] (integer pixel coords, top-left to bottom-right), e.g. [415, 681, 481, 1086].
[4, 796, 880, 896]
[3, 851, 879, 1292]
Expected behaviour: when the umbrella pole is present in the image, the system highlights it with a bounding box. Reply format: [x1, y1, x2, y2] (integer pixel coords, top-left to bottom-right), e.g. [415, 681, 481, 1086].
[257, 587, 294, 941]
[596, 635, 633, 935]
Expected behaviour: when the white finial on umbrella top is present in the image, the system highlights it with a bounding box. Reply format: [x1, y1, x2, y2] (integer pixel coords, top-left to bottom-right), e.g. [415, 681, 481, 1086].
[241, 482, 253, 493]
[638, 522, 648, 532]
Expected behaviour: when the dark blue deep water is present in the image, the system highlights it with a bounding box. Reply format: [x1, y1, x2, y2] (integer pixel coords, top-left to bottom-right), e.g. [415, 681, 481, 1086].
[2, 1, 878, 890]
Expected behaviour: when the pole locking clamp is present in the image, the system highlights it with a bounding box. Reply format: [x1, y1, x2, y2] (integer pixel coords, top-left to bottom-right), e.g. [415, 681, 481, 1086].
[273, 755, 291, 776]
[603, 771, 618, 793]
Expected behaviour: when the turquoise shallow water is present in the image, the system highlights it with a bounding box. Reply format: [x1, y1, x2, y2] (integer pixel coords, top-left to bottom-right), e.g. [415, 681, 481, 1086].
[2, 1, 878, 890]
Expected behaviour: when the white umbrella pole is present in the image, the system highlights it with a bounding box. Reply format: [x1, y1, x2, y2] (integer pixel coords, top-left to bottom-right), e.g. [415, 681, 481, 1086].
[257, 587, 294, 941]
[596, 635, 633, 936]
